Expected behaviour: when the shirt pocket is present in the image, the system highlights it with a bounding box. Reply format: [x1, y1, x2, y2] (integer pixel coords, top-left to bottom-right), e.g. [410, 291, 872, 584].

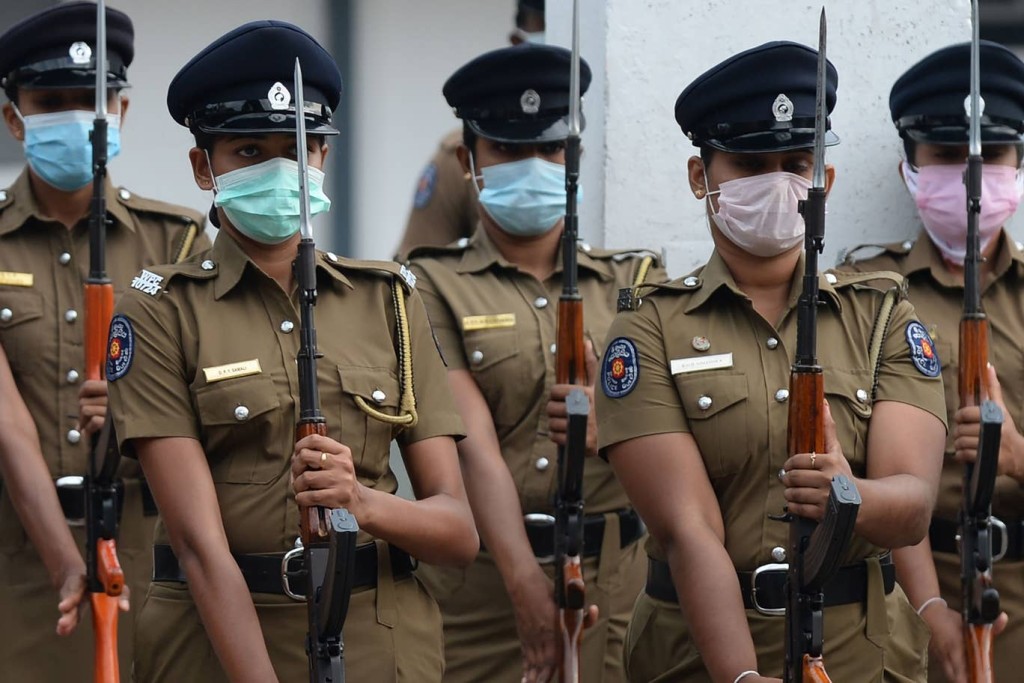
[675, 372, 749, 479]
[462, 329, 522, 428]
[0, 288, 44, 368]
[823, 369, 873, 474]
[195, 374, 283, 484]
[338, 365, 401, 476]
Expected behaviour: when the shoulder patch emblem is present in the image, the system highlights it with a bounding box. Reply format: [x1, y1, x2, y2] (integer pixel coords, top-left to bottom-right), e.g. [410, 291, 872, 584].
[601, 337, 640, 398]
[905, 321, 940, 378]
[106, 314, 135, 381]
[130, 269, 164, 296]
[413, 162, 439, 209]
[399, 264, 417, 289]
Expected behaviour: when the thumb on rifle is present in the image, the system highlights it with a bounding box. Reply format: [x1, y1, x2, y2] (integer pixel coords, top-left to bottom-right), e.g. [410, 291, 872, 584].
[584, 339, 599, 387]
[823, 399, 841, 455]
[985, 363, 1005, 406]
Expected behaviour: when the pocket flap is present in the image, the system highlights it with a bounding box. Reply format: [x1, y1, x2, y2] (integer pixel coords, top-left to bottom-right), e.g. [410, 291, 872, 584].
[824, 369, 873, 418]
[339, 366, 400, 408]
[463, 329, 520, 371]
[195, 373, 281, 426]
[0, 289, 43, 329]
[677, 373, 748, 420]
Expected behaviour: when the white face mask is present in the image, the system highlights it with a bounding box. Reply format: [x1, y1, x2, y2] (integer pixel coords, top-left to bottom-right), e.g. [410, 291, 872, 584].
[705, 171, 812, 257]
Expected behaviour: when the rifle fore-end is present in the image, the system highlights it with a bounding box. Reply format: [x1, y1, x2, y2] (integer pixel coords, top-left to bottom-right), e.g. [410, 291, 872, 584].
[787, 370, 825, 456]
[965, 622, 995, 681]
[85, 283, 114, 382]
[96, 538, 124, 596]
[959, 318, 990, 409]
[297, 421, 331, 545]
[802, 655, 833, 683]
[556, 299, 586, 386]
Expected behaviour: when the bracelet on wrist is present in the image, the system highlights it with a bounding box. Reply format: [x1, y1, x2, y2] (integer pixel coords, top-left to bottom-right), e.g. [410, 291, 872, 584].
[916, 596, 947, 616]
[733, 671, 759, 683]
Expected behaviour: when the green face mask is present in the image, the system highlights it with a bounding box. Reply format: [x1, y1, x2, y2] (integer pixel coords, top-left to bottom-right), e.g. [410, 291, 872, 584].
[213, 157, 331, 244]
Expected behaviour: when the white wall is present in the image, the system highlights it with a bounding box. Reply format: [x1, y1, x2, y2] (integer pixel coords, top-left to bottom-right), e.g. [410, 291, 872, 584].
[550, 0, 979, 277]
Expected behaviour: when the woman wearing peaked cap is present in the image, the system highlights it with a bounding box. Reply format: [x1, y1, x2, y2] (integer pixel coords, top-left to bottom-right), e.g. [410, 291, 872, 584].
[841, 40, 1024, 683]
[104, 20, 477, 682]
[406, 43, 665, 683]
[596, 41, 947, 682]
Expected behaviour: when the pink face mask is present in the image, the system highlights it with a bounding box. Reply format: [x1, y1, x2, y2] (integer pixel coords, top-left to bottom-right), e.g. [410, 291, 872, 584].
[706, 171, 812, 257]
[902, 161, 1023, 264]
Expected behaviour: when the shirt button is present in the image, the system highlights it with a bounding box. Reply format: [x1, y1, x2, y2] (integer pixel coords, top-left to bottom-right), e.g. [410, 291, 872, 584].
[683, 276, 699, 288]
[0, 308, 11, 323]
[201, 259, 216, 271]
[66, 369, 80, 384]
[766, 337, 779, 350]
[65, 309, 78, 323]
[697, 395, 713, 411]
[824, 273, 838, 285]
[59, 252, 72, 265]
[371, 389, 387, 404]
[775, 389, 790, 403]
[856, 389, 869, 403]
[457, 237, 470, 248]
[550, 343, 557, 354]
[535, 457, 550, 471]
[902, 240, 914, 250]
[67, 428, 82, 444]
[534, 296, 549, 309]
[326, 252, 339, 263]
[280, 320, 294, 333]
[771, 546, 787, 562]
[470, 349, 484, 365]
[234, 406, 250, 421]
[0, 190, 6, 202]
[118, 188, 131, 201]
[581, 242, 592, 252]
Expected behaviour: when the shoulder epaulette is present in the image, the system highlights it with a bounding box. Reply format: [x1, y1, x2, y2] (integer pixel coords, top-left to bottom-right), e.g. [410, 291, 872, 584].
[125, 255, 215, 299]
[827, 268, 908, 299]
[837, 240, 914, 267]
[403, 236, 472, 263]
[617, 270, 699, 312]
[116, 187, 204, 228]
[329, 255, 417, 292]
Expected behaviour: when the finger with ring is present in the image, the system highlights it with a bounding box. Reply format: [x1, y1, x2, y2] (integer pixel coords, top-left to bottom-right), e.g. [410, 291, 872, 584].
[320, 451, 329, 466]
[809, 452, 817, 469]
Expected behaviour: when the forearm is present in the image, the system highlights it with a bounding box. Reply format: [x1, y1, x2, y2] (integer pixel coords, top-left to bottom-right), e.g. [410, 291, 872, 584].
[852, 473, 934, 547]
[358, 486, 477, 566]
[892, 540, 942, 610]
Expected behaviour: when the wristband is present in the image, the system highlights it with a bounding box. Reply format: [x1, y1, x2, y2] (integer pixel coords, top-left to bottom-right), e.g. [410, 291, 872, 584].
[916, 596, 947, 616]
[734, 671, 759, 683]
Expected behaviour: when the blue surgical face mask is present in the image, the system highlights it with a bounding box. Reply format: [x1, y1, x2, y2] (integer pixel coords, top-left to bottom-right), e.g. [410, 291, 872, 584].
[212, 157, 331, 245]
[15, 105, 121, 191]
[472, 155, 578, 237]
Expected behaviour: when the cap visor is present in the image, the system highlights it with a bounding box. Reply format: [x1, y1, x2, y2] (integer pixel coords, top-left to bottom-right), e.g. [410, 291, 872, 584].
[704, 129, 839, 153]
[196, 112, 338, 136]
[902, 126, 1023, 145]
[467, 114, 583, 144]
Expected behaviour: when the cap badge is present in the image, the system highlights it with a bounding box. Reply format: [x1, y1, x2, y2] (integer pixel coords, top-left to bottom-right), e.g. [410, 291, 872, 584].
[772, 94, 794, 122]
[69, 42, 92, 65]
[964, 95, 986, 117]
[268, 82, 291, 111]
[521, 89, 541, 115]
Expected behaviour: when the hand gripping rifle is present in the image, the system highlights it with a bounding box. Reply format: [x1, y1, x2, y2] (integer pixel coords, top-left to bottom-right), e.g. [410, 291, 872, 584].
[960, 3, 1003, 679]
[554, 2, 588, 681]
[290, 59, 359, 683]
[781, 11, 862, 682]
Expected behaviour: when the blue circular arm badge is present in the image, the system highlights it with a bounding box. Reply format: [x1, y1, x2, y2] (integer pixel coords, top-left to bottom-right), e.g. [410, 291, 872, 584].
[413, 162, 438, 209]
[905, 321, 940, 377]
[106, 314, 135, 381]
[602, 337, 640, 398]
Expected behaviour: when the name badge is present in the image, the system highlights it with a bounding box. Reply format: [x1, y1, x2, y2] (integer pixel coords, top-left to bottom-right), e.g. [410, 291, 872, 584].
[0, 271, 33, 287]
[462, 313, 516, 332]
[203, 359, 263, 383]
[670, 353, 733, 375]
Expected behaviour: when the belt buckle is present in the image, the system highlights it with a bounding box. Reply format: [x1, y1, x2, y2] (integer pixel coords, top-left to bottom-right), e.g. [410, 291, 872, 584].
[991, 516, 1009, 563]
[280, 539, 305, 602]
[54, 476, 85, 527]
[751, 562, 788, 616]
[524, 513, 556, 565]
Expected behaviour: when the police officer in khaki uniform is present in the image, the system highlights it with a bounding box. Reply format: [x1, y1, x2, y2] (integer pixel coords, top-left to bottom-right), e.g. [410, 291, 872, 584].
[408, 44, 664, 683]
[105, 20, 477, 682]
[597, 42, 948, 683]
[0, 3, 208, 677]
[840, 41, 1024, 683]
[395, 0, 546, 260]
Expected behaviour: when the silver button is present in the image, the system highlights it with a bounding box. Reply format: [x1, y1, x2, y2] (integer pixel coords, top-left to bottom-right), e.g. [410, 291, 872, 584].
[470, 349, 484, 365]
[697, 395, 713, 411]
[581, 242, 592, 252]
[535, 457, 550, 471]
[1017, 241, 1024, 251]
[766, 337, 779, 350]
[824, 273, 838, 285]
[59, 252, 72, 265]
[856, 389, 869, 403]
[66, 369, 80, 384]
[66, 428, 82, 444]
[550, 343, 557, 354]
[0, 190, 7, 202]
[902, 240, 914, 251]
[0, 308, 11, 322]
[683, 276, 699, 288]
[775, 389, 790, 403]
[118, 188, 131, 201]
[64, 309, 78, 323]
[326, 252, 339, 262]
[280, 320, 294, 333]
[457, 237, 470, 248]
[534, 296, 549, 309]
[771, 546, 787, 562]
[234, 406, 250, 421]
[201, 259, 215, 271]
[371, 389, 387, 404]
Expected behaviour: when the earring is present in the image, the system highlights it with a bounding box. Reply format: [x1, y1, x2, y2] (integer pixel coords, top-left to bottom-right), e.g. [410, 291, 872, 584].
[463, 172, 472, 181]
[694, 187, 706, 199]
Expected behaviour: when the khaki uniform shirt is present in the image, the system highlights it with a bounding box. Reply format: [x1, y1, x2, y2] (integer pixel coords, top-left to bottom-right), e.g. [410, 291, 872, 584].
[597, 250, 947, 569]
[408, 227, 665, 515]
[0, 169, 207, 479]
[395, 129, 476, 260]
[108, 231, 464, 553]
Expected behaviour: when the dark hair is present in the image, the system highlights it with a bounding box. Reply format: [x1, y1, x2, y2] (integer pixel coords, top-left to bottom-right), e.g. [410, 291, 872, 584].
[699, 145, 716, 168]
[462, 122, 478, 157]
[515, 5, 544, 31]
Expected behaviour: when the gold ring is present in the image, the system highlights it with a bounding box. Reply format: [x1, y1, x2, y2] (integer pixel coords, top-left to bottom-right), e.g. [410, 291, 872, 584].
[810, 452, 817, 468]
[320, 452, 328, 465]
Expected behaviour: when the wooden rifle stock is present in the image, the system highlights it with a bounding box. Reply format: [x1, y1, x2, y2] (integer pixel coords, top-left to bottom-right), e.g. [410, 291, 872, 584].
[802, 656, 831, 682]
[297, 420, 331, 546]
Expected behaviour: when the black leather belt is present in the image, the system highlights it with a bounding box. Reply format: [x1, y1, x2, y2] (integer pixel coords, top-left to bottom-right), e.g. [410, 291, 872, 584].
[54, 477, 157, 522]
[930, 517, 1023, 562]
[481, 508, 644, 563]
[152, 542, 415, 596]
[646, 554, 896, 614]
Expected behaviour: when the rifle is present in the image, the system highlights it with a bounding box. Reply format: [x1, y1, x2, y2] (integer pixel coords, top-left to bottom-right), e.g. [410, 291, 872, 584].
[287, 58, 359, 683]
[960, 3, 1003, 679]
[781, 11, 863, 682]
[554, 1, 588, 680]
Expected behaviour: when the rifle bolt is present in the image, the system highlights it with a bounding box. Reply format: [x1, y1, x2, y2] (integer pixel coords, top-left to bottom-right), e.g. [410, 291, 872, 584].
[0, 308, 11, 322]
[58, 252, 71, 266]
[697, 395, 713, 411]
[280, 320, 294, 333]
[533, 296, 549, 309]
[856, 389, 869, 403]
[66, 428, 81, 444]
[66, 369, 80, 384]
[535, 457, 550, 471]
[234, 405, 250, 421]
[774, 389, 790, 403]
[771, 546, 786, 562]
[201, 259, 216, 271]
[64, 309, 78, 323]
[766, 337, 779, 350]
[470, 350, 484, 365]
